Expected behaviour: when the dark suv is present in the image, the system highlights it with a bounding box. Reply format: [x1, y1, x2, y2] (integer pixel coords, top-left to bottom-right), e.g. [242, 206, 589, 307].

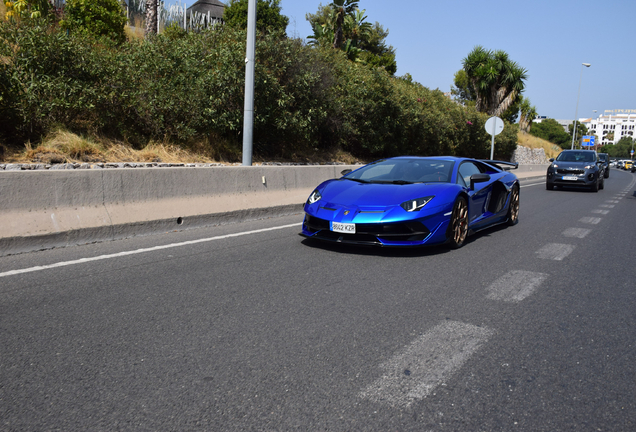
[597, 153, 610, 178]
[546, 149, 605, 192]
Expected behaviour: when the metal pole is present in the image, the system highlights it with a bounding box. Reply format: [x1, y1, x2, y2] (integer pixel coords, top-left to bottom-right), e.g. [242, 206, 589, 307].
[490, 121, 495, 160]
[570, 63, 591, 149]
[242, 0, 257, 166]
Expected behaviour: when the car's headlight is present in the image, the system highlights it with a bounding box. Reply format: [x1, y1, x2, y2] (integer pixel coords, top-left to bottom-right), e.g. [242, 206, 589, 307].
[400, 196, 434, 212]
[584, 164, 594, 169]
[307, 189, 322, 204]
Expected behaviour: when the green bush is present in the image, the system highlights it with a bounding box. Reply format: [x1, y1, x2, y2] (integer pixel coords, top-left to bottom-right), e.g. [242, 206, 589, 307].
[60, 0, 127, 44]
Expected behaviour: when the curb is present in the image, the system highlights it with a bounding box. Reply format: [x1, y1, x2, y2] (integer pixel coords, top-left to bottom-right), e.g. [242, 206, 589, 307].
[0, 204, 304, 257]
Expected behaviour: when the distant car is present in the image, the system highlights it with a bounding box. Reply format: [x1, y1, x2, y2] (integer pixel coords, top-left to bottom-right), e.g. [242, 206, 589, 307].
[625, 160, 634, 171]
[301, 156, 520, 248]
[617, 161, 624, 169]
[631, 163, 636, 173]
[597, 153, 610, 178]
[546, 150, 604, 192]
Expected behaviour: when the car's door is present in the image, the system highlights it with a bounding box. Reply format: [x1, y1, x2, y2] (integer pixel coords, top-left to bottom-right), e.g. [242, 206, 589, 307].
[457, 161, 493, 225]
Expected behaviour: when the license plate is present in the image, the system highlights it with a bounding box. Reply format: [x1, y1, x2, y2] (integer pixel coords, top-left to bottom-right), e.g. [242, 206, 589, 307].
[562, 176, 578, 181]
[331, 222, 355, 234]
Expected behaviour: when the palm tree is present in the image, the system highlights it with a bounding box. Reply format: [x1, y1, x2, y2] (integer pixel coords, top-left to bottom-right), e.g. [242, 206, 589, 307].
[462, 46, 528, 117]
[518, 97, 537, 133]
[329, 0, 358, 49]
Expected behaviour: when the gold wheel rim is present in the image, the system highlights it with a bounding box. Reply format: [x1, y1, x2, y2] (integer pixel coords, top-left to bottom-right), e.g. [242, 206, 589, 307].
[510, 189, 519, 222]
[453, 200, 468, 244]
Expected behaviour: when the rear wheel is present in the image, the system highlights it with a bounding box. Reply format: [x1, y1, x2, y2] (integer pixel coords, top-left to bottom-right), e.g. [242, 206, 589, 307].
[448, 197, 468, 249]
[506, 185, 519, 226]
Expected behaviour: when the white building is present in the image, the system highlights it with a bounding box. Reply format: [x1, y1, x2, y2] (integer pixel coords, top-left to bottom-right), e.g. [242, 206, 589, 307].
[581, 110, 636, 146]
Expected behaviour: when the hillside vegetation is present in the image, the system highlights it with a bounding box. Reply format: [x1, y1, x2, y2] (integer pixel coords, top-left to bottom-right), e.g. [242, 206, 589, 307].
[0, 19, 520, 163]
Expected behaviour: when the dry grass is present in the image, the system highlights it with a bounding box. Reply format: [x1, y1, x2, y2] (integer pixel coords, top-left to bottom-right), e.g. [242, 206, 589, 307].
[124, 15, 145, 41]
[517, 131, 562, 159]
[6, 129, 215, 164]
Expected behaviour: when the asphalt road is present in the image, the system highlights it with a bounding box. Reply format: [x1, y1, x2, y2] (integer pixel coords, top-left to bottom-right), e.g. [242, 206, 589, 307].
[1, 170, 636, 431]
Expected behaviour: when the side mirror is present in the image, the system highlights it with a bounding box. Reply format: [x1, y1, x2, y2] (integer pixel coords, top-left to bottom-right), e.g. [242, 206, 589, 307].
[549, 158, 555, 162]
[341, 169, 352, 176]
[470, 173, 490, 190]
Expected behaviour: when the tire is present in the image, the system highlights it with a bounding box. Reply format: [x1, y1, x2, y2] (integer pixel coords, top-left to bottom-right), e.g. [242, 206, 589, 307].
[546, 182, 554, 190]
[506, 185, 520, 226]
[600, 177, 605, 190]
[604, 170, 609, 179]
[448, 196, 468, 249]
[591, 178, 599, 192]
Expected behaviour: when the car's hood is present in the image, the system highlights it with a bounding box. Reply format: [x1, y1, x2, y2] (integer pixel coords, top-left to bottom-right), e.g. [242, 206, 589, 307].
[318, 179, 460, 208]
[552, 161, 594, 169]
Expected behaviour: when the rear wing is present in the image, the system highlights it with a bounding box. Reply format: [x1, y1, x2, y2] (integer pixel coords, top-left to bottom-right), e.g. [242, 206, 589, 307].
[480, 160, 519, 171]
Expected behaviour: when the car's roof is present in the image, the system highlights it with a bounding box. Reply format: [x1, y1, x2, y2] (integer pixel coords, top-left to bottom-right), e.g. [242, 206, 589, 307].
[387, 156, 473, 162]
[560, 149, 596, 153]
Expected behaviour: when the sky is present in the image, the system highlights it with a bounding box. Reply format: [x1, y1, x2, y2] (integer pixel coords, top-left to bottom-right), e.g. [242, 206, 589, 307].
[186, 0, 636, 121]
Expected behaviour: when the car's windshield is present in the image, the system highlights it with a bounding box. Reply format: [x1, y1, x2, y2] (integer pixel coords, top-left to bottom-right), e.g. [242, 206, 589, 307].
[344, 158, 455, 184]
[556, 151, 595, 163]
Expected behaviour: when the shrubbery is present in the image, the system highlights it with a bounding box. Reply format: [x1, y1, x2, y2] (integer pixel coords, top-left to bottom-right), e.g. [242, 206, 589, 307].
[0, 18, 518, 161]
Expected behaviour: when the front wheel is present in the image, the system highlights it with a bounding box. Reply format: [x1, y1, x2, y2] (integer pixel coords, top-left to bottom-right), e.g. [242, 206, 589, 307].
[591, 178, 599, 192]
[506, 185, 520, 226]
[546, 181, 554, 190]
[448, 196, 468, 249]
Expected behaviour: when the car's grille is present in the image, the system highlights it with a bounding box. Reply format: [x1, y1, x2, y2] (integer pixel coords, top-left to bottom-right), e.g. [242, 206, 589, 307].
[304, 215, 431, 244]
[556, 168, 584, 175]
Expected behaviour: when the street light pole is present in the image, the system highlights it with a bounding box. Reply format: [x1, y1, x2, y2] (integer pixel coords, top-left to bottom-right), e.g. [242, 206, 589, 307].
[241, 0, 257, 166]
[570, 63, 591, 150]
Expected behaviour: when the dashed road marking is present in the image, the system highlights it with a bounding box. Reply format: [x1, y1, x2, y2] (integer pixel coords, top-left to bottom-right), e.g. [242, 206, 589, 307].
[359, 321, 494, 408]
[591, 209, 609, 215]
[599, 204, 615, 208]
[486, 270, 548, 303]
[606, 200, 619, 203]
[579, 216, 602, 224]
[536, 243, 575, 260]
[563, 227, 591, 238]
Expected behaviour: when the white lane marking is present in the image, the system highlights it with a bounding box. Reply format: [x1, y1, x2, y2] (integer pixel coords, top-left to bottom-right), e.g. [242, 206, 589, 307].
[359, 321, 494, 408]
[606, 200, 620, 203]
[486, 270, 548, 303]
[599, 204, 615, 208]
[0, 223, 301, 279]
[591, 209, 609, 215]
[579, 217, 602, 225]
[536, 243, 575, 260]
[520, 182, 544, 188]
[563, 227, 591, 238]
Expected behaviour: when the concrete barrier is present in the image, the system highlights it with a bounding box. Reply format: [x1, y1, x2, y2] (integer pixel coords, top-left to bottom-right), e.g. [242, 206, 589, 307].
[0, 165, 357, 256]
[513, 164, 549, 177]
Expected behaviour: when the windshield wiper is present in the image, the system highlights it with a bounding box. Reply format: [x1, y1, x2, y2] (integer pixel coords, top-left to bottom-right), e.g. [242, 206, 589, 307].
[390, 180, 415, 185]
[343, 177, 369, 183]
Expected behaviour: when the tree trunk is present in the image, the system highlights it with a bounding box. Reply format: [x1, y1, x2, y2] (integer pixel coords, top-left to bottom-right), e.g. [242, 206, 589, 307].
[332, 10, 344, 49]
[145, 0, 157, 36]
